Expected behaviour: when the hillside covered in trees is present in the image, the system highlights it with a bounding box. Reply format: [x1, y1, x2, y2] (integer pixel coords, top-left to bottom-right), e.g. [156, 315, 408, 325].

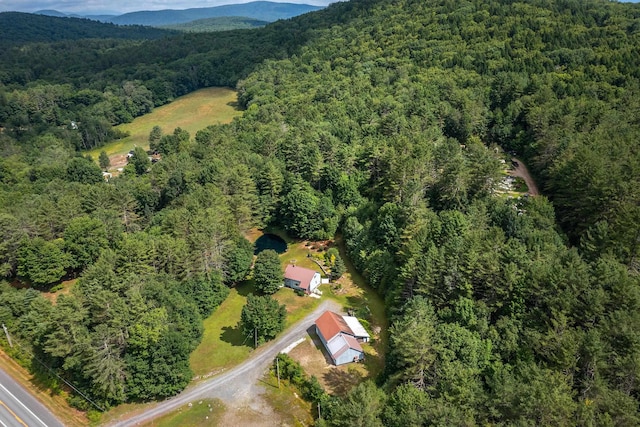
[0, 12, 175, 44]
[1, 0, 640, 424]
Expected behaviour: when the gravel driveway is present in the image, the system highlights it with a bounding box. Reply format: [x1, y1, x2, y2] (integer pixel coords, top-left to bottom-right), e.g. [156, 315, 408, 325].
[107, 299, 341, 426]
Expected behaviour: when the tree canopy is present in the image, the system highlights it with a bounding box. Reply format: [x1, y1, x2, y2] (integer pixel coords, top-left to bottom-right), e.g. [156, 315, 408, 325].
[0, 0, 639, 422]
[252, 249, 283, 295]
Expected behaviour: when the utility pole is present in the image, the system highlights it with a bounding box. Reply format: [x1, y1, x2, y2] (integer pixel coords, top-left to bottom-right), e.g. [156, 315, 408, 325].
[317, 401, 321, 420]
[2, 324, 12, 348]
[254, 327, 258, 348]
[276, 355, 280, 388]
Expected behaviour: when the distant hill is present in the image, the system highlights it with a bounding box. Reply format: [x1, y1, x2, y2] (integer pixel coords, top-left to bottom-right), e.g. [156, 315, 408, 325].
[35, 10, 118, 20]
[160, 16, 269, 32]
[34, 9, 68, 17]
[105, 2, 323, 26]
[0, 12, 175, 44]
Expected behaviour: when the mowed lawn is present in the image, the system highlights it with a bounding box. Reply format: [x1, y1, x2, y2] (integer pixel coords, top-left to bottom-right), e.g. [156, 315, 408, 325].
[190, 282, 254, 378]
[143, 399, 225, 427]
[86, 87, 241, 158]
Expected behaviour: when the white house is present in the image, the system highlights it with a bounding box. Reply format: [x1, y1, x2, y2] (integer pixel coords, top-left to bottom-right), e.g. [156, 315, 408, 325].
[314, 310, 370, 365]
[284, 264, 321, 294]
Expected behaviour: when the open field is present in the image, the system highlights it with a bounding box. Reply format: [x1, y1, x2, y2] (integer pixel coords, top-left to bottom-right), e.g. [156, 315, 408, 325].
[142, 399, 225, 427]
[86, 87, 240, 162]
[189, 282, 254, 378]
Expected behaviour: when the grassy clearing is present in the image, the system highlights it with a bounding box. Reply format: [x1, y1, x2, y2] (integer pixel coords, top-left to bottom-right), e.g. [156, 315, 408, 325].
[142, 399, 226, 427]
[86, 87, 240, 159]
[189, 281, 254, 378]
[280, 240, 325, 272]
[41, 278, 76, 305]
[273, 285, 321, 327]
[261, 371, 314, 426]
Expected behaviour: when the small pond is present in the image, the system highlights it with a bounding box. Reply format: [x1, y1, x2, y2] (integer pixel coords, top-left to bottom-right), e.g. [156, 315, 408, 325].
[254, 233, 287, 255]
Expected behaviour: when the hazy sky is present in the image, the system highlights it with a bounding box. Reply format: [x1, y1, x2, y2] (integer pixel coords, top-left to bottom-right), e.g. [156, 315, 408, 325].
[0, 0, 334, 14]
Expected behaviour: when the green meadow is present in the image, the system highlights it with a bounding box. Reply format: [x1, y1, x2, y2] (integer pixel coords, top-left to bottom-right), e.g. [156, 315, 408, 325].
[86, 87, 241, 159]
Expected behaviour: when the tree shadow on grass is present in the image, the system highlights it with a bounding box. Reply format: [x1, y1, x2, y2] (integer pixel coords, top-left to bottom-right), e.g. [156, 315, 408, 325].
[221, 325, 249, 347]
[30, 360, 64, 397]
[323, 367, 364, 397]
[235, 280, 256, 297]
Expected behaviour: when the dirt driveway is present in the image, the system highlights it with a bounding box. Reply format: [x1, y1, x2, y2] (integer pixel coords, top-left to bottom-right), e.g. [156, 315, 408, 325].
[509, 157, 540, 195]
[107, 299, 341, 427]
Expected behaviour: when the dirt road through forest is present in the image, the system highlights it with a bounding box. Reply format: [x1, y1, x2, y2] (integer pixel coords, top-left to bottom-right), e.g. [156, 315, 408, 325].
[509, 157, 540, 195]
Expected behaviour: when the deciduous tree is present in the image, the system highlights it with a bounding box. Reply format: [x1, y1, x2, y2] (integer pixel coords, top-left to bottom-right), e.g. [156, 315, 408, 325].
[240, 294, 286, 346]
[253, 249, 282, 295]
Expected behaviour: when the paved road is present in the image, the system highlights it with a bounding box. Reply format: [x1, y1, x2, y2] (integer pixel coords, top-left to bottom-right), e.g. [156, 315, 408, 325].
[0, 368, 64, 427]
[108, 298, 341, 426]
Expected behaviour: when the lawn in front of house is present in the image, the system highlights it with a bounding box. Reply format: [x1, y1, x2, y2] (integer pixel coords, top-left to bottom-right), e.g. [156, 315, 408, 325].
[272, 285, 321, 327]
[189, 281, 255, 378]
[189, 228, 386, 395]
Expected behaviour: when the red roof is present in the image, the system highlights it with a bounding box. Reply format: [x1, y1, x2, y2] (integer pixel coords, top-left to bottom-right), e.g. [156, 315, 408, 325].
[315, 310, 353, 341]
[284, 264, 318, 291]
[343, 334, 363, 353]
[331, 334, 364, 359]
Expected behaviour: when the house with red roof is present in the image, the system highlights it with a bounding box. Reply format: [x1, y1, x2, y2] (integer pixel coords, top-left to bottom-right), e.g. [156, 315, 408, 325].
[315, 310, 370, 365]
[284, 264, 321, 294]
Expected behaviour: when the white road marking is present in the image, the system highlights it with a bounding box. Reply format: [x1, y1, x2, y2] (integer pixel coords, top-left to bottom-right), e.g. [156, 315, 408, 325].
[0, 382, 48, 427]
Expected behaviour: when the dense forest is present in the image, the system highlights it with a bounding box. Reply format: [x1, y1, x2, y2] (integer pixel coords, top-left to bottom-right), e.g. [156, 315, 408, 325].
[159, 16, 270, 33]
[1, 0, 640, 424]
[0, 12, 175, 44]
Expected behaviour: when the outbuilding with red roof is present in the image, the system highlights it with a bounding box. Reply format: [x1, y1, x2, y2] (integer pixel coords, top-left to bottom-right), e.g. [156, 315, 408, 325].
[315, 310, 370, 365]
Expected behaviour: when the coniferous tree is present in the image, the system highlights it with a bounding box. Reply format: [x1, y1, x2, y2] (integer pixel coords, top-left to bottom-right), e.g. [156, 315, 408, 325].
[252, 249, 283, 295]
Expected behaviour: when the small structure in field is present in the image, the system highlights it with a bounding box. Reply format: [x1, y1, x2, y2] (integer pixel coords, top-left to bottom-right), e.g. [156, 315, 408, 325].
[284, 264, 321, 295]
[315, 310, 370, 365]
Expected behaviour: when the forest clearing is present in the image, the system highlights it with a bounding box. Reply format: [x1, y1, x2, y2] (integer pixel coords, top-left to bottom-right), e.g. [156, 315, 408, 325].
[86, 87, 241, 168]
[125, 229, 386, 426]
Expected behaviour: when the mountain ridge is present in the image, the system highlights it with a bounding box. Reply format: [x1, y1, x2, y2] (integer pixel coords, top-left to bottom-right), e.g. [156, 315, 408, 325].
[0, 12, 175, 44]
[35, 1, 324, 26]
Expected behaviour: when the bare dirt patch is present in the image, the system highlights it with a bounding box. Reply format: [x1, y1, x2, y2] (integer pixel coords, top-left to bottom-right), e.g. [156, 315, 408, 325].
[218, 399, 284, 427]
[243, 227, 265, 243]
[41, 279, 76, 305]
[109, 154, 128, 171]
[288, 333, 365, 397]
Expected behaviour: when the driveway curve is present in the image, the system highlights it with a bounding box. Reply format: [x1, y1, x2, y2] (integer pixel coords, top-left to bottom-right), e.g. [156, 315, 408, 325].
[510, 157, 540, 195]
[107, 298, 341, 426]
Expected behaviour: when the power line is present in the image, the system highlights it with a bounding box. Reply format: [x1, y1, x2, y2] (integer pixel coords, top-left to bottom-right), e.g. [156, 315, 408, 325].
[2, 324, 12, 348]
[1, 327, 105, 412]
